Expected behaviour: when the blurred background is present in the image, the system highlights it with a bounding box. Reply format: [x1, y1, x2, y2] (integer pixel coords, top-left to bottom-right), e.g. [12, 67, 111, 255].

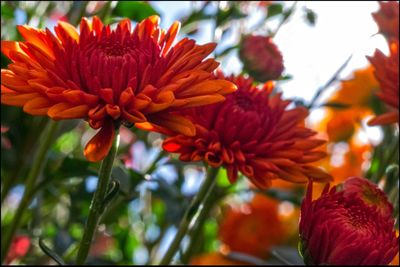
[1, 1, 398, 265]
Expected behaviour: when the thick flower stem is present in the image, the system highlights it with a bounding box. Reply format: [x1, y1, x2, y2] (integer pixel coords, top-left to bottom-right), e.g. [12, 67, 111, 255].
[76, 130, 120, 264]
[159, 167, 219, 265]
[1, 120, 59, 264]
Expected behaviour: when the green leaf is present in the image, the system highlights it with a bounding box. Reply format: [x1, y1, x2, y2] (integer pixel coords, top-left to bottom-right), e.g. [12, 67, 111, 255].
[267, 3, 283, 19]
[319, 102, 351, 109]
[304, 8, 317, 26]
[216, 5, 247, 27]
[1, 3, 15, 19]
[278, 74, 293, 81]
[112, 1, 159, 22]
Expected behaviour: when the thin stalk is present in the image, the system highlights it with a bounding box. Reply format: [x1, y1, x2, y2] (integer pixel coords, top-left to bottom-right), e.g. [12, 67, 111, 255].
[271, 1, 298, 38]
[181, 185, 220, 264]
[1, 120, 59, 263]
[75, 130, 120, 264]
[307, 55, 352, 109]
[159, 167, 219, 265]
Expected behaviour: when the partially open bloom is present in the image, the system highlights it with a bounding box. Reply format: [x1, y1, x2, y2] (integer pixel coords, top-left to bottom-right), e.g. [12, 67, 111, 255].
[372, 1, 399, 40]
[219, 195, 284, 258]
[239, 35, 284, 82]
[299, 177, 398, 265]
[367, 40, 399, 126]
[1, 16, 236, 161]
[163, 74, 331, 188]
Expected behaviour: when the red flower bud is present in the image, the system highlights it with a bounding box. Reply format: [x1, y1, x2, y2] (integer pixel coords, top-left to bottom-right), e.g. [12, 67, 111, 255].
[299, 177, 398, 265]
[239, 35, 284, 82]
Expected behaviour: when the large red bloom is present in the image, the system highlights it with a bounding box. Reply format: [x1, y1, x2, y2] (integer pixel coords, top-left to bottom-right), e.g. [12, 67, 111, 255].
[367, 40, 399, 126]
[163, 74, 331, 188]
[299, 177, 398, 265]
[1, 16, 236, 161]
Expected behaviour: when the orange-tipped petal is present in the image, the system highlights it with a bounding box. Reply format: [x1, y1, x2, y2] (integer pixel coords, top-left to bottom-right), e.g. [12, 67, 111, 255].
[84, 119, 115, 162]
[1, 41, 26, 59]
[48, 103, 89, 120]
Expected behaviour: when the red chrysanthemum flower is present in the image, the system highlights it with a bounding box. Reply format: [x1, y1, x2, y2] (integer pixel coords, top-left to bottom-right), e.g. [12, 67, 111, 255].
[372, 1, 399, 40]
[1, 16, 236, 162]
[367, 40, 399, 126]
[218, 195, 285, 258]
[239, 35, 284, 82]
[163, 74, 331, 188]
[299, 177, 398, 265]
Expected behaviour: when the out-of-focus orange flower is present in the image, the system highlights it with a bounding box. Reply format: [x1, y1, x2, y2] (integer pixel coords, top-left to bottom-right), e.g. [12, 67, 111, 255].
[239, 35, 284, 82]
[330, 66, 379, 108]
[1, 16, 236, 162]
[163, 74, 331, 188]
[367, 40, 399, 126]
[326, 111, 356, 142]
[314, 66, 378, 143]
[330, 143, 371, 184]
[190, 252, 248, 265]
[5, 235, 30, 264]
[372, 1, 399, 40]
[218, 195, 285, 259]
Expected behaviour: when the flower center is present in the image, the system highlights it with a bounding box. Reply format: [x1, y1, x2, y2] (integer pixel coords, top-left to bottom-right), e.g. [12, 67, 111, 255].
[235, 94, 254, 110]
[100, 41, 132, 56]
[346, 205, 370, 229]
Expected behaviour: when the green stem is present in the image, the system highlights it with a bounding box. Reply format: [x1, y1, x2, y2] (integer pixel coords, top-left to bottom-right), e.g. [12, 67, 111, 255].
[1, 120, 59, 264]
[181, 185, 221, 264]
[271, 1, 297, 38]
[1, 117, 48, 204]
[159, 167, 219, 265]
[76, 130, 120, 264]
[372, 135, 399, 183]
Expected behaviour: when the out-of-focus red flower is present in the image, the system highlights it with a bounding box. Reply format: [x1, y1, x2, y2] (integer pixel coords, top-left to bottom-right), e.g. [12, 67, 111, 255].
[239, 35, 284, 82]
[1, 15, 236, 162]
[372, 1, 399, 40]
[299, 177, 398, 265]
[190, 252, 248, 265]
[5, 235, 30, 264]
[218, 195, 285, 258]
[163, 73, 331, 188]
[89, 233, 115, 257]
[1, 125, 11, 149]
[367, 40, 399, 126]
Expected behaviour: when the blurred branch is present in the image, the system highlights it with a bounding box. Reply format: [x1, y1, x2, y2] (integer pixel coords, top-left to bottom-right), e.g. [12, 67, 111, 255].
[159, 167, 219, 265]
[307, 55, 352, 109]
[271, 1, 298, 38]
[181, 186, 225, 264]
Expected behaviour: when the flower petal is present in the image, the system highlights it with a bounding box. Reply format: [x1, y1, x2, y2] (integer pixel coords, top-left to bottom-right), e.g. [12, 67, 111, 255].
[84, 119, 115, 162]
